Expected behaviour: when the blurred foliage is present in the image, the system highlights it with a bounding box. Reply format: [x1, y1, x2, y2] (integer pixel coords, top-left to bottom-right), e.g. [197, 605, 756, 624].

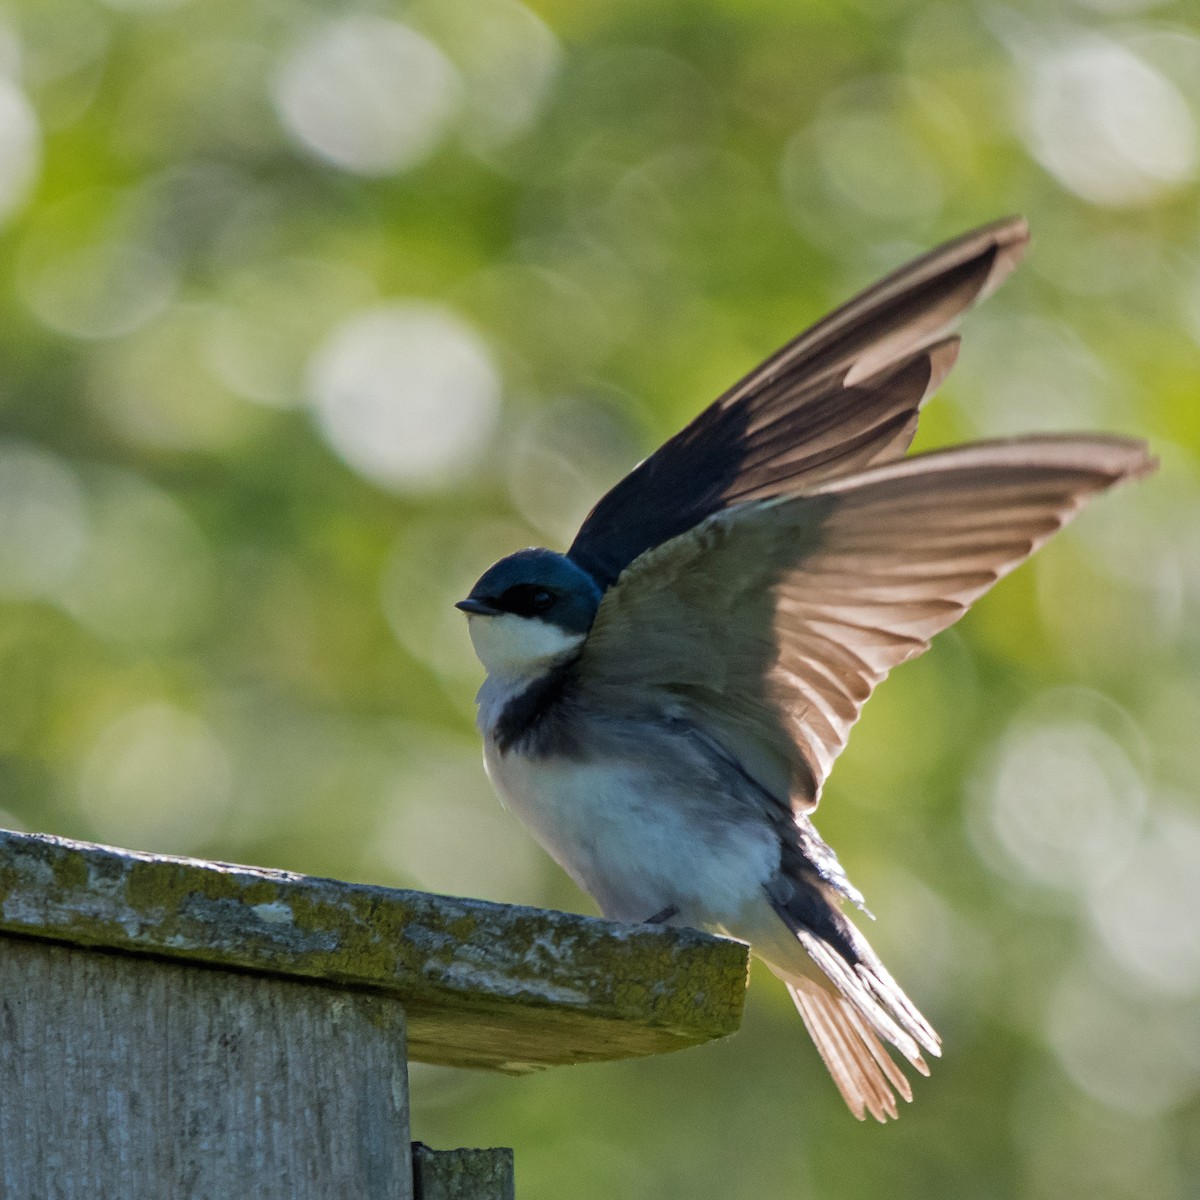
[1, 0, 1199, 1195]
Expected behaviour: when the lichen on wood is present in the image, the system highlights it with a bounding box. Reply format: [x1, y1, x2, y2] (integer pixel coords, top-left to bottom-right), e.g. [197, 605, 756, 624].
[0, 828, 748, 1071]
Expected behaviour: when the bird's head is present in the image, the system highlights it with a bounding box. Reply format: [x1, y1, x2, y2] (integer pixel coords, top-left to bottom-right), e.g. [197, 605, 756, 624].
[456, 548, 602, 678]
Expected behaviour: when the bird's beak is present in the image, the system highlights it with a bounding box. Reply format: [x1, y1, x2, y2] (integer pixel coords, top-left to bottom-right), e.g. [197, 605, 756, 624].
[455, 596, 499, 616]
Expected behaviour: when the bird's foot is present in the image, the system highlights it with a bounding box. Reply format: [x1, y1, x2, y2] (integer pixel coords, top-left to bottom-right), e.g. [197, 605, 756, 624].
[643, 905, 680, 924]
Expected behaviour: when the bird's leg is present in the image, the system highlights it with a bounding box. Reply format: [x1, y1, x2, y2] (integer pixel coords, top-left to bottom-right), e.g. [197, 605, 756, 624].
[643, 904, 680, 924]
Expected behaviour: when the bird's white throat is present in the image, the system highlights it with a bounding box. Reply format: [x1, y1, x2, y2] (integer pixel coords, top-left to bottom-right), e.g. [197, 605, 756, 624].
[467, 613, 585, 731]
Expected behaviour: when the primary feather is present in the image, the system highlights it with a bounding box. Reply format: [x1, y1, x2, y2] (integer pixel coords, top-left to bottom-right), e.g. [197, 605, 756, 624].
[567, 216, 1030, 587]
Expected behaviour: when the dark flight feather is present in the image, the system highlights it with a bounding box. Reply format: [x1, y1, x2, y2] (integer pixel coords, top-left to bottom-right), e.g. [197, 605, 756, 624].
[567, 217, 1029, 588]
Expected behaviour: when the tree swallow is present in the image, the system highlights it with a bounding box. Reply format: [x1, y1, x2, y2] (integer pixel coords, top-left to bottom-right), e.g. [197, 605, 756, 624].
[457, 217, 1155, 1121]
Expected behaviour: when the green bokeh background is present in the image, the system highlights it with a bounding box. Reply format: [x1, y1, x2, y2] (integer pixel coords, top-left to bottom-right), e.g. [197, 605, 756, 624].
[2, 0, 1199, 1196]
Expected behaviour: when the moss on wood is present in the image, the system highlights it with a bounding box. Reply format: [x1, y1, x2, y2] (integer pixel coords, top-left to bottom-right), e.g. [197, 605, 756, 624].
[0, 828, 748, 1071]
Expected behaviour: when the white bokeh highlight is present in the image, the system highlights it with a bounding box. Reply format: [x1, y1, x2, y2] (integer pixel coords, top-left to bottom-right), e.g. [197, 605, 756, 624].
[971, 698, 1147, 892]
[1087, 802, 1200, 997]
[1023, 37, 1197, 207]
[0, 75, 40, 225]
[307, 303, 501, 492]
[273, 17, 460, 175]
[0, 442, 88, 599]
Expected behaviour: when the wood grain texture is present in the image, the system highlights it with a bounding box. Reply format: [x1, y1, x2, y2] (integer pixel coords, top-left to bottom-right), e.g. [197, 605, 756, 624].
[412, 1145, 515, 1200]
[0, 935, 412, 1199]
[0, 828, 749, 1071]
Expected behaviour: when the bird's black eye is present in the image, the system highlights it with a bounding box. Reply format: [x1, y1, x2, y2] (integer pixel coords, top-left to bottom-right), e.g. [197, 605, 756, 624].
[497, 584, 557, 617]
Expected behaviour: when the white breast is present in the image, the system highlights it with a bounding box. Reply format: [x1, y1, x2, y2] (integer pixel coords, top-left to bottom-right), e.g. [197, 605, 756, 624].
[467, 613, 586, 733]
[482, 739, 779, 928]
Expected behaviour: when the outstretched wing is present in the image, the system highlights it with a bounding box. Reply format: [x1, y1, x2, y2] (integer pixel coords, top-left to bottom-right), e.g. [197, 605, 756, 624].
[567, 217, 1030, 588]
[576, 436, 1155, 810]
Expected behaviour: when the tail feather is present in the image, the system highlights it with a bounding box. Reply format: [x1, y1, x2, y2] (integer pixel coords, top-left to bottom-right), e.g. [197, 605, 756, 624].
[794, 925, 936, 1067]
[759, 831, 941, 1121]
[788, 980, 909, 1122]
[841, 997, 917, 1098]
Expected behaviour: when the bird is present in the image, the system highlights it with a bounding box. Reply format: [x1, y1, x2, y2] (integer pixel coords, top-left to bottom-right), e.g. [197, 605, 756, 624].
[455, 217, 1156, 1122]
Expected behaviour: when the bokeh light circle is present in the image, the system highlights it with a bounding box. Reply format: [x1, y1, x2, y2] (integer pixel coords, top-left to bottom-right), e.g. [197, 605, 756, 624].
[0, 76, 40, 225]
[0, 442, 88, 599]
[307, 303, 502, 492]
[272, 17, 460, 175]
[1024, 38, 1196, 207]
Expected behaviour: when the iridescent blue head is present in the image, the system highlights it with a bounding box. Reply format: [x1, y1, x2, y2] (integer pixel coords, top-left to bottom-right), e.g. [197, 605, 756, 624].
[457, 548, 602, 633]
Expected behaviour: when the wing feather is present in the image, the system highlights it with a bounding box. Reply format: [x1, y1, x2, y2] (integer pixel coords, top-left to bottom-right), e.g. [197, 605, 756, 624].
[578, 435, 1154, 809]
[567, 218, 1029, 587]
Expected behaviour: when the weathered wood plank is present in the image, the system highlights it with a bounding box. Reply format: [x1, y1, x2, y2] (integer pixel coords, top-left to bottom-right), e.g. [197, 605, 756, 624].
[412, 1145, 514, 1200]
[0, 935, 412, 1199]
[0, 828, 748, 1071]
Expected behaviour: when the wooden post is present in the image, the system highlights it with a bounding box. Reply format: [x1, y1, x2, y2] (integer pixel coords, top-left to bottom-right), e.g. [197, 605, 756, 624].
[412, 1145, 514, 1200]
[0, 829, 748, 1196]
[0, 937, 412, 1198]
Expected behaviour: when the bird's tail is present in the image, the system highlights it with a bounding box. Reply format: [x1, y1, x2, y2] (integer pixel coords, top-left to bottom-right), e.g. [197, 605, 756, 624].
[776, 932, 938, 1123]
[746, 851, 940, 1121]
